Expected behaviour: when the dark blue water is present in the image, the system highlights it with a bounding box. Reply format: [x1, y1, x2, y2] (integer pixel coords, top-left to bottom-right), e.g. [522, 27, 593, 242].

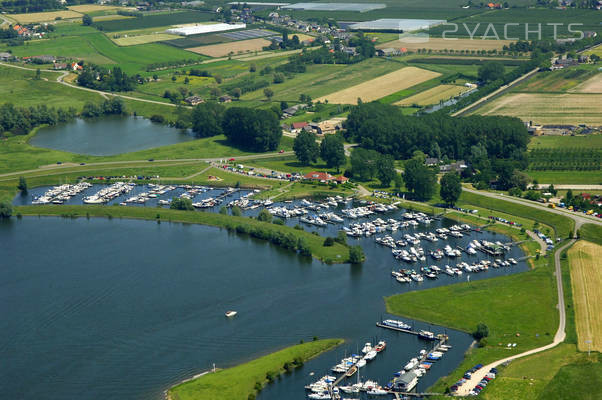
[0, 204, 527, 399]
[28, 116, 195, 156]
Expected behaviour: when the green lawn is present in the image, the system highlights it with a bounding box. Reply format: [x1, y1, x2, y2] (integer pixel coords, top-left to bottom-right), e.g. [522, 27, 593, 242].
[168, 339, 342, 400]
[579, 223, 602, 246]
[528, 134, 602, 150]
[526, 170, 602, 185]
[537, 359, 602, 400]
[15, 205, 351, 263]
[458, 190, 574, 238]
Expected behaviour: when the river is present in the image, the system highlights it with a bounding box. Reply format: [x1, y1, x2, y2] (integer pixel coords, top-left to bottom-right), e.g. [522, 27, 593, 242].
[28, 116, 195, 156]
[2, 189, 528, 400]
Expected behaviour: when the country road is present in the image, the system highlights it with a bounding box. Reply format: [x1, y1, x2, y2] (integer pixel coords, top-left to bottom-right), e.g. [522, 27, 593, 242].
[455, 238, 575, 396]
[463, 187, 602, 229]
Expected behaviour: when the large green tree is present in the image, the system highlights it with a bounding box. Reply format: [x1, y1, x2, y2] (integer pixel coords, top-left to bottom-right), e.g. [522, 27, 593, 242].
[350, 148, 380, 181]
[478, 61, 505, 82]
[222, 107, 282, 151]
[320, 135, 346, 172]
[376, 154, 396, 187]
[191, 102, 225, 138]
[440, 172, 462, 206]
[404, 156, 437, 201]
[293, 131, 319, 165]
[0, 201, 13, 218]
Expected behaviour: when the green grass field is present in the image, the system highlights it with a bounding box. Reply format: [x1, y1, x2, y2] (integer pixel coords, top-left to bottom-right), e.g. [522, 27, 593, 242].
[515, 66, 600, 93]
[93, 11, 214, 32]
[537, 359, 602, 400]
[525, 170, 602, 185]
[168, 339, 342, 400]
[4, 32, 204, 74]
[528, 135, 602, 149]
[579, 224, 602, 246]
[458, 190, 574, 238]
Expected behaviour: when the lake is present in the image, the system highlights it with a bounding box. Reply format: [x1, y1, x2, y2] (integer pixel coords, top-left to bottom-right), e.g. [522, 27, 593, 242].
[1, 206, 527, 399]
[29, 116, 196, 156]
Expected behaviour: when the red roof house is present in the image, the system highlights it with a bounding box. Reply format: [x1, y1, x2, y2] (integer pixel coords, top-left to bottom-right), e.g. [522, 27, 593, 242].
[303, 171, 333, 181]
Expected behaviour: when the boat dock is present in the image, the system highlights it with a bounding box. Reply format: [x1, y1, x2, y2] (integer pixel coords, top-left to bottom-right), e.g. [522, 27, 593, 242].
[375, 323, 449, 345]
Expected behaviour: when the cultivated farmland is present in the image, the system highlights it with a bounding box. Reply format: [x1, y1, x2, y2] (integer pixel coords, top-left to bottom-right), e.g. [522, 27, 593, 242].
[570, 73, 602, 94]
[67, 5, 122, 13]
[93, 11, 213, 32]
[476, 93, 602, 125]
[9, 10, 82, 24]
[316, 66, 440, 104]
[395, 84, 470, 106]
[377, 38, 512, 52]
[113, 33, 181, 46]
[569, 241, 602, 352]
[187, 38, 272, 57]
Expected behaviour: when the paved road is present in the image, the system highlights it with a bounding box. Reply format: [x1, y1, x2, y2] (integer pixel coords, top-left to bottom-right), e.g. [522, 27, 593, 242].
[455, 238, 575, 396]
[463, 187, 601, 230]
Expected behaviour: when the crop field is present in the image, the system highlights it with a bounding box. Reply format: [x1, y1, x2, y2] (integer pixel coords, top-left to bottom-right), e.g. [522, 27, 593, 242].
[315, 66, 440, 104]
[187, 38, 272, 57]
[9, 10, 82, 24]
[93, 15, 133, 22]
[476, 93, 602, 125]
[528, 148, 601, 171]
[162, 34, 233, 48]
[112, 33, 181, 46]
[67, 5, 122, 13]
[427, 8, 602, 40]
[570, 73, 602, 94]
[516, 67, 600, 93]
[93, 11, 214, 32]
[569, 241, 602, 352]
[5, 32, 204, 74]
[241, 57, 403, 103]
[377, 38, 512, 52]
[395, 84, 469, 106]
[585, 45, 602, 57]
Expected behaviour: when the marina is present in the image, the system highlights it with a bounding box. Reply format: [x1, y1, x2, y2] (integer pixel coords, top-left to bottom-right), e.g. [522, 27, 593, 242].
[8, 186, 530, 400]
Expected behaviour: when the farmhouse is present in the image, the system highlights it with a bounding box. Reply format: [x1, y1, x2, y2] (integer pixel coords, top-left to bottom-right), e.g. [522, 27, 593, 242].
[185, 96, 204, 106]
[440, 160, 468, 173]
[377, 48, 401, 57]
[290, 122, 308, 133]
[219, 95, 233, 103]
[282, 103, 307, 118]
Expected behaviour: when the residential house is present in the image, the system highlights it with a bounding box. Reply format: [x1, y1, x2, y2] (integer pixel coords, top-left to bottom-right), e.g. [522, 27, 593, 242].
[0, 52, 12, 61]
[185, 95, 204, 106]
[282, 103, 307, 118]
[291, 121, 308, 133]
[424, 157, 439, 167]
[71, 62, 83, 71]
[377, 48, 401, 57]
[53, 62, 68, 70]
[218, 95, 232, 103]
[440, 160, 468, 173]
[303, 171, 333, 182]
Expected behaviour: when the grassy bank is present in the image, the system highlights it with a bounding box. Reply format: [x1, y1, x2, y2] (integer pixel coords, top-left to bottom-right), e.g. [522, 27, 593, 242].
[578, 223, 602, 246]
[458, 190, 574, 238]
[15, 205, 350, 263]
[168, 339, 343, 400]
[385, 239, 559, 394]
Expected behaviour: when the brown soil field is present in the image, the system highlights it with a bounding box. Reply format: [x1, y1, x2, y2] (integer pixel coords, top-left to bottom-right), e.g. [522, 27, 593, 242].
[377, 37, 513, 52]
[316, 66, 440, 104]
[187, 38, 272, 57]
[569, 241, 602, 352]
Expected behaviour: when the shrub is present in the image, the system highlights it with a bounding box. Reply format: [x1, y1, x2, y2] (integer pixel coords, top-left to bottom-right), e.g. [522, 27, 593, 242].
[272, 218, 284, 225]
[323, 237, 335, 246]
[472, 323, 489, 340]
[349, 245, 365, 263]
[0, 201, 13, 218]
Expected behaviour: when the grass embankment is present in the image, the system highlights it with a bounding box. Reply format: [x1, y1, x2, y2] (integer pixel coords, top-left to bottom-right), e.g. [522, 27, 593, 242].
[578, 223, 602, 246]
[168, 339, 342, 400]
[537, 358, 602, 400]
[458, 190, 574, 238]
[385, 237, 559, 394]
[15, 205, 350, 263]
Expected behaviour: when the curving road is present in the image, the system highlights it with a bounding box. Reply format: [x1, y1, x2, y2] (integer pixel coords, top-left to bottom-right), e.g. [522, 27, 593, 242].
[455, 238, 575, 396]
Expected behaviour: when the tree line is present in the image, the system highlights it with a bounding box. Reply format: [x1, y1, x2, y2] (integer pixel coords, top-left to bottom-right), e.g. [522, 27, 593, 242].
[190, 103, 282, 152]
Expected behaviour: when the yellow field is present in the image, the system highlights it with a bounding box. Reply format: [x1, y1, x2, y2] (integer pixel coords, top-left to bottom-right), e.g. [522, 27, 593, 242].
[584, 44, 602, 57]
[187, 38, 272, 57]
[569, 241, 602, 352]
[377, 37, 513, 52]
[112, 33, 181, 46]
[67, 5, 121, 13]
[93, 15, 134, 22]
[570, 73, 602, 94]
[476, 93, 602, 125]
[316, 66, 440, 104]
[10, 10, 82, 24]
[395, 84, 470, 106]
